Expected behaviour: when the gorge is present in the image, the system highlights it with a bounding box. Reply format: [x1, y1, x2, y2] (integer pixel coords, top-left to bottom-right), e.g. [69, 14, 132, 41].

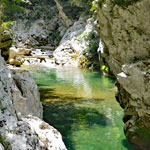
[0, 0, 150, 149]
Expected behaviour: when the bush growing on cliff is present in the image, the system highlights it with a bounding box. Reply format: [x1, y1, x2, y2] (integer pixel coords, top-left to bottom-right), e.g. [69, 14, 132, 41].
[112, 0, 140, 7]
[91, 0, 140, 11]
[0, 134, 10, 150]
[0, 0, 31, 21]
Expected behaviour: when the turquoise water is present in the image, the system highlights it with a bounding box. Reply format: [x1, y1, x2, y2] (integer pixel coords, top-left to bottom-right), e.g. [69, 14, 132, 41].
[22, 66, 136, 150]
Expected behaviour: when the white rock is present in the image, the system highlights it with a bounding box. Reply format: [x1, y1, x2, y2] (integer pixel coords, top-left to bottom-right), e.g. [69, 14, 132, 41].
[0, 143, 5, 150]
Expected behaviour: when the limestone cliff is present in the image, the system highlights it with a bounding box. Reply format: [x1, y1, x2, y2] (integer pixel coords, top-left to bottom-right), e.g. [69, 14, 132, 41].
[94, 0, 150, 149]
[7, 0, 86, 48]
[0, 6, 12, 61]
[54, 17, 99, 69]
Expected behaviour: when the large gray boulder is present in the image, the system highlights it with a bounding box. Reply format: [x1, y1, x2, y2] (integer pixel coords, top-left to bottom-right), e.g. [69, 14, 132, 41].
[0, 53, 66, 150]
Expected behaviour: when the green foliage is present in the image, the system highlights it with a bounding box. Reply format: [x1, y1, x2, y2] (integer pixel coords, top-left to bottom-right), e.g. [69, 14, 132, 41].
[101, 65, 110, 73]
[84, 32, 99, 56]
[50, 30, 61, 45]
[2, 21, 15, 30]
[70, 0, 93, 6]
[90, 0, 140, 11]
[0, 0, 30, 22]
[33, 5, 42, 17]
[90, 0, 103, 12]
[135, 27, 143, 35]
[112, 0, 140, 7]
[78, 30, 99, 69]
[0, 134, 10, 150]
[0, 100, 7, 113]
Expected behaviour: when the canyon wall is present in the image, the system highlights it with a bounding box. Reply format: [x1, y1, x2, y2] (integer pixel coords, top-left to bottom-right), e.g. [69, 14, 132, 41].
[94, 0, 150, 149]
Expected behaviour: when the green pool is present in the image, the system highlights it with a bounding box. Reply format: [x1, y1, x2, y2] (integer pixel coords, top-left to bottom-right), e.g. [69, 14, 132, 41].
[22, 65, 136, 150]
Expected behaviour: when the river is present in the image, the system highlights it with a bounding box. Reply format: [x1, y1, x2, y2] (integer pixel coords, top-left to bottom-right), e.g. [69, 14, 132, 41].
[21, 65, 136, 150]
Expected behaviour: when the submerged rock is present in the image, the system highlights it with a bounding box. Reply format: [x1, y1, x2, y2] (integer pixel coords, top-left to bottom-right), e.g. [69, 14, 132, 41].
[94, 0, 150, 148]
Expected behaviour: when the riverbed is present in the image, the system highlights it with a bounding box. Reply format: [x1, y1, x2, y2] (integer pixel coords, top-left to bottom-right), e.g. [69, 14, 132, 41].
[21, 65, 136, 150]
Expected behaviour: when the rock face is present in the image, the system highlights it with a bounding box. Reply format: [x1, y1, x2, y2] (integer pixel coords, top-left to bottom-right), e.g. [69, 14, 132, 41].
[94, 0, 150, 148]
[0, 54, 67, 150]
[54, 17, 99, 69]
[11, 3, 67, 48]
[10, 69, 43, 119]
[54, 0, 73, 27]
[0, 29, 13, 61]
[0, 6, 13, 61]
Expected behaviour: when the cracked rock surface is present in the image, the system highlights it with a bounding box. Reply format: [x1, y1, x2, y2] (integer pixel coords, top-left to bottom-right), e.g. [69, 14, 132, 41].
[94, 0, 150, 148]
[0, 54, 67, 150]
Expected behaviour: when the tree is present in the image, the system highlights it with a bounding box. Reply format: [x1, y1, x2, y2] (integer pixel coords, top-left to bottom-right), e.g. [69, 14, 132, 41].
[0, 0, 28, 21]
[0, 0, 26, 61]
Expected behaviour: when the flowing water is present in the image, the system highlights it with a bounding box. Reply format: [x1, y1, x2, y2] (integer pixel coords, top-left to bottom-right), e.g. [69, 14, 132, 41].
[22, 65, 136, 150]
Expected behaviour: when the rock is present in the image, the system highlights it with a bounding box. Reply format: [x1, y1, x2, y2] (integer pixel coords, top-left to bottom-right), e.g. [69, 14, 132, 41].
[9, 47, 31, 58]
[9, 47, 18, 59]
[22, 116, 67, 150]
[116, 60, 150, 148]
[0, 29, 13, 61]
[54, 18, 99, 68]
[94, 0, 150, 76]
[9, 58, 22, 66]
[94, 0, 150, 148]
[0, 143, 5, 150]
[9, 46, 31, 66]
[54, 0, 73, 27]
[11, 9, 66, 47]
[11, 69, 43, 119]
[0, 54, 66, 150]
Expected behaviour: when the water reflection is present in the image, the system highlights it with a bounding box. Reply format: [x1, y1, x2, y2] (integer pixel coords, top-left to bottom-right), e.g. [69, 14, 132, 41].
[21, 65, 137, 150]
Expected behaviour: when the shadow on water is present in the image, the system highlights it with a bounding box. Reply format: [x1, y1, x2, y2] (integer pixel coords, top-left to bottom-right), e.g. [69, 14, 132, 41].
[39, 87, 105, 103]
[29, 67, 136, 150]
[43, 103, 110, 150]
[40, 87, 137, 150]
[40, 86, 110, 150]
[122, 139, 138, 150]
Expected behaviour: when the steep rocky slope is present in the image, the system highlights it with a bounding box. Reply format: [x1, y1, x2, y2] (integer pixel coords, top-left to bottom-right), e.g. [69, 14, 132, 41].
[54, 17, 99, 69]
[7, 0, 87, 48]
[94, 0, 150, 149]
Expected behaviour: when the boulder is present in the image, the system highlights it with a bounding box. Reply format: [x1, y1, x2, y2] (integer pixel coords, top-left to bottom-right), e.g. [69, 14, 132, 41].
[0, 54, 66, 150]
[9, 47, 31, 66]
[9, 58, 22, 66]
[10, 69, 43, 119]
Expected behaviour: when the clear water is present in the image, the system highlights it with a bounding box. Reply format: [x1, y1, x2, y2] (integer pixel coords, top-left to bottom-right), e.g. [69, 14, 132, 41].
[22, 65, 137, 150]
